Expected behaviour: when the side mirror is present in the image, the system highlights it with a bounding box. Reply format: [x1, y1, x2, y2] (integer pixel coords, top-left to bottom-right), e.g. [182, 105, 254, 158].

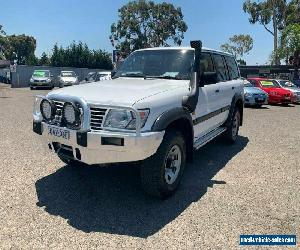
[85, 77, 88, 81]
[50, 74, 53, 77]
[201, 72, 218, 85]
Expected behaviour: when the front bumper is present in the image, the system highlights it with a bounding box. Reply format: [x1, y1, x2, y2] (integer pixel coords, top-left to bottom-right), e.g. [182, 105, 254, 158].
[269, 95, 292, 104]
[35, 122, 164, 165]
[30, 82, 53, 87]
[244, 96, 268, 105]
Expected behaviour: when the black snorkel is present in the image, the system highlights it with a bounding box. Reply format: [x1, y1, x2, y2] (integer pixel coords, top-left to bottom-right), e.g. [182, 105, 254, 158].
[182, 40, 202, 113]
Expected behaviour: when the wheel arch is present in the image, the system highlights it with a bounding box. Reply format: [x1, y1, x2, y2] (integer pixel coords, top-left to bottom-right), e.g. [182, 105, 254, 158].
[226, 93, 244, 126]
[152, 107, 194, 162]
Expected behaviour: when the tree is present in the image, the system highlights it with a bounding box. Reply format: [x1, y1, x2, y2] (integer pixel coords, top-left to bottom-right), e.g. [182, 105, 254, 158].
[39, 52, 50, 66]
[243, 0, 286, 65]
[49, 42, 113, 69]
[279, 24, 300, 79]
[110, 0, 188, 55]
[220, 34, 253, 63]
[26, 53, 38, 66]
[3, 34, 36, 64]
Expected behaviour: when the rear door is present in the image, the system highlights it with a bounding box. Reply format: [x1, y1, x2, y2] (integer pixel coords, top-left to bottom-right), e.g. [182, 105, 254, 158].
[209, 53, 230, 125]
[224, 55, 241, 105]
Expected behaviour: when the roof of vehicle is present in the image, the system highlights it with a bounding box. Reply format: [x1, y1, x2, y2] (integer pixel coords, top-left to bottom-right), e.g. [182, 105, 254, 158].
[34, 69, 50, 72]
[61, 70, 75, 73]
[98, 71, 111, 74]
[136, 46, 233, 57]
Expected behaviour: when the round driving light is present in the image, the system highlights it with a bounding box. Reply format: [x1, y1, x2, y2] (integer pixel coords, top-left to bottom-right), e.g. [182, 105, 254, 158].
[40, 99, 56, 121]
[62, 102, 81, 129]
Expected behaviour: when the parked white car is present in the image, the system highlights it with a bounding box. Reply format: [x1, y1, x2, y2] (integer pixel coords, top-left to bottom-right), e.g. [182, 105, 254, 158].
[58, 71, 79, 88]
[33, 41, 244, 198]
[275, 79, 300, 103]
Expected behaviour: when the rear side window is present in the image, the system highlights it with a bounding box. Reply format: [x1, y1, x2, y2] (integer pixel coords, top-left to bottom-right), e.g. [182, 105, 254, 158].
[225, 56, 240, 79]
[200, 53, 214, 73]
[212, 54, 228, 82]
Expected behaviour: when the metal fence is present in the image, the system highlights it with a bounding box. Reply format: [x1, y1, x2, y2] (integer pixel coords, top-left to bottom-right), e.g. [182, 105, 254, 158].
[11, 65, 110, 88]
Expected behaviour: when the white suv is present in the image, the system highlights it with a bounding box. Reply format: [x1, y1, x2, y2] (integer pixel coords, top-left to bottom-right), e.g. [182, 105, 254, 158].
[33, 41, 244, 198]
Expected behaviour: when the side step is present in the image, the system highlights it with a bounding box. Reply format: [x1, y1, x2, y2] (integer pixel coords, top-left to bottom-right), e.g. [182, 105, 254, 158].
[194, 127, 226, 150]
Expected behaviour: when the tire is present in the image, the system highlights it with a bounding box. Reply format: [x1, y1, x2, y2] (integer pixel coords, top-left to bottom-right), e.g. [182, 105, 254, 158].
[30, 86, 34, 90]
[254, 104, 262, 108]
[58, 154, 86, 168]
[140, 129, 186, 199]
[223, 108, 240, 144]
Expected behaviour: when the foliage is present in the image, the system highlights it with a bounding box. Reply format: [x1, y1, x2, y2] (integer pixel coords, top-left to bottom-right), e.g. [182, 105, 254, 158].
[2, 34, 37, 65]
[110, 0, 188, 55]
[39, 52, 50, 66]
[50, 42, 113, 69]
[26, 53, 39, 66]
[285, 0, 300, 26]
[243, 0, 286, 65]
[220, 34, 253, 61]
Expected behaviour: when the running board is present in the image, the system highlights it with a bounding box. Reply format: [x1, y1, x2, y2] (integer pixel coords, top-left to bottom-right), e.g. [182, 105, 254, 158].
[194, 127, 227, 150]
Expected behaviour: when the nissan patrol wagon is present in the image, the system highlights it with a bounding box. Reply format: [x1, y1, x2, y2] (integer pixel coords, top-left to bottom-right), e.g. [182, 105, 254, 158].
[33, 41, 244, 198]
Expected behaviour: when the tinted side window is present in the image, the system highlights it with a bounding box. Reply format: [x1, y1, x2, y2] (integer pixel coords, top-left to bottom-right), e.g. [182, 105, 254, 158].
[212, 54, 228, 82]
[225, 56, 240, 79]
[200, 53, 214, 73]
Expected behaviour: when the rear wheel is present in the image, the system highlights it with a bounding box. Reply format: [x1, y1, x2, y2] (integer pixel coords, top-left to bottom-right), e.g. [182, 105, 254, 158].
[223, 108, 240, 144]
[140, 129, 186, 199]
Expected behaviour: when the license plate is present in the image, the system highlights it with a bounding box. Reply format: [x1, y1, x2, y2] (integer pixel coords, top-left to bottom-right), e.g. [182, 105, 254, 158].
[48, 126, 70, 140]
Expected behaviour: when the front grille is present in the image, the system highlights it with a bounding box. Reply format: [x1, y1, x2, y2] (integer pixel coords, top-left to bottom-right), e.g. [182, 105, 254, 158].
[90, 106, 107, 131]
[34, 79, 46, 83]
[48, 101, 107, 131]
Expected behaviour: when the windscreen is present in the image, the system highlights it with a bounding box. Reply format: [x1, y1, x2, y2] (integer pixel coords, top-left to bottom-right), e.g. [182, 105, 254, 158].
[115, 49, 194, 80]
[279, 80, 296, 88]
[61, 72, 76, 77]
[259, 80, 280, 88]
[33, 70, 50, 77]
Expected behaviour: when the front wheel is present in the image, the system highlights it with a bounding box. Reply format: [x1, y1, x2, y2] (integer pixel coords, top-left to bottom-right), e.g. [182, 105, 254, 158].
[223, 108, 240, 144]
[140, 129, 186, 199]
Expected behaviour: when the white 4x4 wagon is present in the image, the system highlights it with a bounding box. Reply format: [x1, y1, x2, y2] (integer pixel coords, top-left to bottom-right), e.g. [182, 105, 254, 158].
[33, 41, 244, 198]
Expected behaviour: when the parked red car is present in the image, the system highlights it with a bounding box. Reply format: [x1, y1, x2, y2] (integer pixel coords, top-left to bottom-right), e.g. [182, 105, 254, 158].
[248, 78, 295, 105]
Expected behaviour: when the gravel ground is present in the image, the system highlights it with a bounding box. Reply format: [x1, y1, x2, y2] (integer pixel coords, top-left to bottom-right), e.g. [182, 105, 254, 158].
[0, 83, 299, 249]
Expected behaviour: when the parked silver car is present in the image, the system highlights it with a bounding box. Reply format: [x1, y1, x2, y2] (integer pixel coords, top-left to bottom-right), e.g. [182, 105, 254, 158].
[243, 79, 268, 107]
[30, 70, 54, 90]
[275, 79, 300, 103]
[58, 71, 79, 88]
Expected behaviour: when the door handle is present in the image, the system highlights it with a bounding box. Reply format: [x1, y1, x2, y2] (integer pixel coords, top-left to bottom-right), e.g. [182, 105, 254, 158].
[215, 89, 220, 93]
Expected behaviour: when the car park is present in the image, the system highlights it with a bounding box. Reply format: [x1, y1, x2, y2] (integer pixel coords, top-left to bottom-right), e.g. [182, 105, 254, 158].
[248, 78, 295, 105]
[243, 80, 268, 107]
[58, 71, 79, 88]
[30, 70, 54, 90]
[275, 79, 300, 104]
[33, 40, 244, 198]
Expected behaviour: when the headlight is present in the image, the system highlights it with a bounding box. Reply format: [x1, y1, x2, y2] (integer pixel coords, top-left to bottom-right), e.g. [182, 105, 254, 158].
[103, 109, 149, 130]
[40, 99, 56, 121]
[46, 78, 51, 83]
[30, 78, 34, 83]
[62, 102, 82, 129]
[244, 93, 252, 98]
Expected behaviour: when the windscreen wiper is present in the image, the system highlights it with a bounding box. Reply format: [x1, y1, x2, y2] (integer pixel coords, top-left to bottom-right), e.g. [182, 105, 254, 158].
[144, 75, 180, 80]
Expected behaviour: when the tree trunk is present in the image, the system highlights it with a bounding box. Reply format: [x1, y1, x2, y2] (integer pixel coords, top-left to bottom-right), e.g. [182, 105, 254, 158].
[272, 3, 280, 65]
[294, 50, 299, 80]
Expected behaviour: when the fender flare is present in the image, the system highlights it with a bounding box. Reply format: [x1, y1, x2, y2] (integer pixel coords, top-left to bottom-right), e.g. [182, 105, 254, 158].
[151, 107, 193, 132]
